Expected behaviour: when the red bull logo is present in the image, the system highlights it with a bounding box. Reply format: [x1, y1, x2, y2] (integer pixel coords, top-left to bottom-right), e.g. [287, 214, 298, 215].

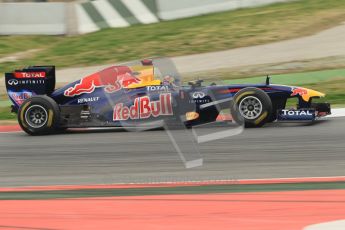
[291, 87, 308, 97]
[9, 91, 33, 105]
[64, 66, 141, 97]
[113, 93, 173, 121]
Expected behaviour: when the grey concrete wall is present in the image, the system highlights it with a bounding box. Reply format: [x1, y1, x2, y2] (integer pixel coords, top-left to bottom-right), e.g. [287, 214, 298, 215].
[157, 0, 293, 20]
[0, 2, 66, 35]
[0, 0, 296, 35]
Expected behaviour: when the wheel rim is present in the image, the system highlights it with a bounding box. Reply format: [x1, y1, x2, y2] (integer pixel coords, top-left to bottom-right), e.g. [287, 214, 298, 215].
[239, 96, 263, 120]
[25, 105, 48, 128]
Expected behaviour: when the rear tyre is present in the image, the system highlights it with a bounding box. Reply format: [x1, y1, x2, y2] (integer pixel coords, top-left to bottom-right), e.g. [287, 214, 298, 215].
[18, 96, 60, 135]
[232, 88, 272, 128]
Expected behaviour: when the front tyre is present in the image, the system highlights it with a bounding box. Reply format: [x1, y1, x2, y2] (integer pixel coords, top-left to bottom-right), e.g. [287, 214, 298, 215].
[18, 96, 60, 135]
[233, 87, 272, 128]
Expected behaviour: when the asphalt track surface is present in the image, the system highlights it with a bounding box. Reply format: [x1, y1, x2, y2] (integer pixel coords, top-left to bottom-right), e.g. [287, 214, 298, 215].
[0, 117, 344, 187]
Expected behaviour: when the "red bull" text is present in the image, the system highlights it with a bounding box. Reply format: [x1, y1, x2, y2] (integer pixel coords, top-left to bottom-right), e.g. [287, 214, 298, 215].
[64, 66, 141, 97]
[10, 91, 33, 105]
[113, 93, 173, 121]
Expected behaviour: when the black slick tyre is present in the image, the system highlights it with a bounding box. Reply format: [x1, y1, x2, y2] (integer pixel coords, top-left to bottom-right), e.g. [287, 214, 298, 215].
[232, 87, 272, 128]
[18, 96, 60, 135]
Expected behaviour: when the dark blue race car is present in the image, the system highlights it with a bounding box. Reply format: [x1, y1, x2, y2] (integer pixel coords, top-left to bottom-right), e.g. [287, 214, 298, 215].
[5, 59, 331, 135]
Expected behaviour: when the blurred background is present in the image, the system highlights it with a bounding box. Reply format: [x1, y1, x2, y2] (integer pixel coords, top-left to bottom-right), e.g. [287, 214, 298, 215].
[1, 0, 345, 121]
[1, 3, 344, 229]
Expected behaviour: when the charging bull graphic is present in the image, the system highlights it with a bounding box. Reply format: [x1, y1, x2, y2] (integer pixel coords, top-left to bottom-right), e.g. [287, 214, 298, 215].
[64, 66, 141, 97]
[291, 87, 308, 97]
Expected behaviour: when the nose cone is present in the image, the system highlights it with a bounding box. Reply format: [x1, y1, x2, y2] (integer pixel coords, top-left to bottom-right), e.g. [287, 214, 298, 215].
[292, 87, 325, 102]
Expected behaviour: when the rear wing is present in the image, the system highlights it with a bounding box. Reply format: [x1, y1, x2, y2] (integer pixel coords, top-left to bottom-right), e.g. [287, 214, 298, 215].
[5, 66, 56, 109]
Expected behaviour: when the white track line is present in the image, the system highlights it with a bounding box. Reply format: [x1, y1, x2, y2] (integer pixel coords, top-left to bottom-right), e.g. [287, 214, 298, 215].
[0, 131, 22, 134]
[2, 176, 345, 190]
[304, 220, 345, 230]
[328, 108, 345, 118]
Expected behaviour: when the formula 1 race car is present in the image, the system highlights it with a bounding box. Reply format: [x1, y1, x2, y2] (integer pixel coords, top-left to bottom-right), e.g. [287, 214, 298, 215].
[5, 58, 331, 135]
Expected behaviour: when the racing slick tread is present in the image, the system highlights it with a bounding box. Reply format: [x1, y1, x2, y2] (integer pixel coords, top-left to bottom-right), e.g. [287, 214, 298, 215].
[18, 96, 60, 135]
[232, 87, 272, 128]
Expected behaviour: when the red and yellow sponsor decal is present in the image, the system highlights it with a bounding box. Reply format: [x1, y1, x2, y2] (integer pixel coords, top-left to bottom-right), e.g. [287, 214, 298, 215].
[291, 87, 325, 102]
[186, 112, 199, 121]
